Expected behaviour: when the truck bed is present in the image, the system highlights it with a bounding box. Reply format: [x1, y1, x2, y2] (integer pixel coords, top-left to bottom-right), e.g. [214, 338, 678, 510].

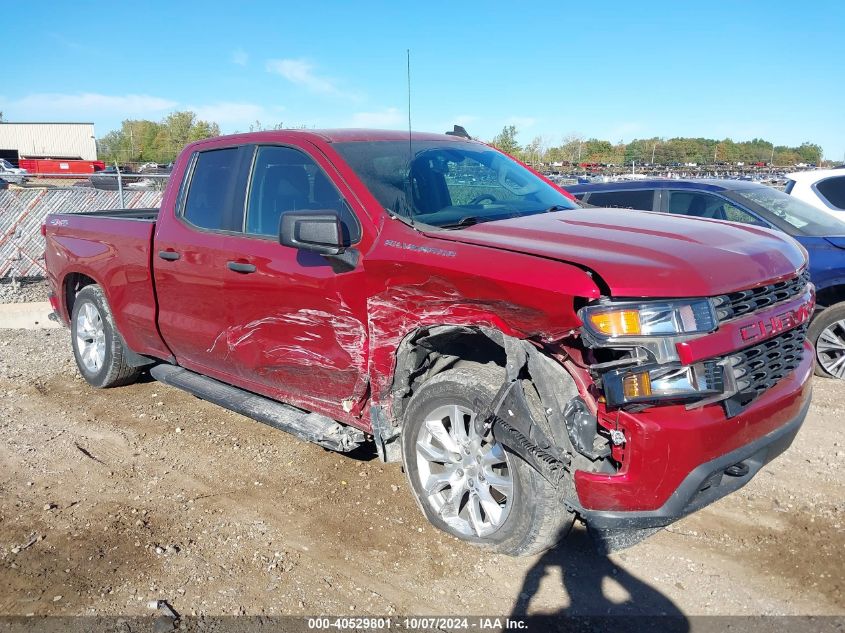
[44, 207, 171, 361]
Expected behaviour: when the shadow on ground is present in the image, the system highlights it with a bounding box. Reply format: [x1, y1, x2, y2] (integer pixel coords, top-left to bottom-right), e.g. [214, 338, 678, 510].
[511, 526, 689, 632]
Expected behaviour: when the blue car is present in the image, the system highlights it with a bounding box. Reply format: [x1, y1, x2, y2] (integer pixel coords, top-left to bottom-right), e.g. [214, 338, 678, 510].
[566, 179, 845, 379]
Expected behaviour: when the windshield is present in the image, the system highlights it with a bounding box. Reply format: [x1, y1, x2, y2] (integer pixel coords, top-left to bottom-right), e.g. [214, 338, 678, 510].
[728, 186, 845, 236]
[333, 140, 577, 228]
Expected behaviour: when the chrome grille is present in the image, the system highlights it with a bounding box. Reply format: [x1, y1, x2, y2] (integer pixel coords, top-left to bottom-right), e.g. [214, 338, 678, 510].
[713, 269, 810, 322]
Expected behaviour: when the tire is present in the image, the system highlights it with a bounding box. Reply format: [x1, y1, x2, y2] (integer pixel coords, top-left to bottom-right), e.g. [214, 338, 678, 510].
[808, 303, 845, 379]
[401, 363, 575, 556]
[70, 285, 142, 388]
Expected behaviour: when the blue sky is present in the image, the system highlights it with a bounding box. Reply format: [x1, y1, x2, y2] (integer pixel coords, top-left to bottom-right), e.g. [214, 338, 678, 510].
[2, 1, 844, 159]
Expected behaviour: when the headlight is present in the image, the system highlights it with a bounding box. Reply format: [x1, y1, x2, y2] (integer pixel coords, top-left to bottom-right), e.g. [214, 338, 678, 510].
[603, 361, 724, 407]
[581, 298, 727, 408]
[580, 299, 717, 339]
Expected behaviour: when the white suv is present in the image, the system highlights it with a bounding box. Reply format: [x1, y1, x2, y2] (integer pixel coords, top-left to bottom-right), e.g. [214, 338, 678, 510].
[785, 168, 845, 217]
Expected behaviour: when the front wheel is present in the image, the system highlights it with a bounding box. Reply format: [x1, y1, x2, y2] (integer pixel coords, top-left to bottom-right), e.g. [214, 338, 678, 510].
[70, 285, 141, 388]
[401, 364, 574, 556]
[808, 303, 845, 379]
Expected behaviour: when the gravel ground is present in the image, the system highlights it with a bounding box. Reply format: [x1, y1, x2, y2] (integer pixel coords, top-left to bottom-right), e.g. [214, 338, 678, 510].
[0, 328, 842, 622]
[0, 280, 50, 304]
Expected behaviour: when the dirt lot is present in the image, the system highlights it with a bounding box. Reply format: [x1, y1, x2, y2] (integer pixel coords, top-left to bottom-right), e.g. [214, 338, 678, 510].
[0, 326, 843, 622]
[0, 281, 50, 305]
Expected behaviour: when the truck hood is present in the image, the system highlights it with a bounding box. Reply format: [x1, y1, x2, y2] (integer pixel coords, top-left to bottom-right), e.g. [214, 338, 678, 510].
[429, 209, 807, 297]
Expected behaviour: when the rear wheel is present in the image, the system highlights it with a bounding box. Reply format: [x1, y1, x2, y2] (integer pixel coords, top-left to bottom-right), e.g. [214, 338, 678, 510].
[808, 303, 845, 379]
[401, 363, 574, 556]
[71, 285, 141, 388]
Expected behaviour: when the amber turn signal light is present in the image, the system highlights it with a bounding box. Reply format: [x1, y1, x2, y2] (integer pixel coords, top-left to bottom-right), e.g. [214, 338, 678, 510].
[622, 372, 652, 399]
[588, 310, 642, 336]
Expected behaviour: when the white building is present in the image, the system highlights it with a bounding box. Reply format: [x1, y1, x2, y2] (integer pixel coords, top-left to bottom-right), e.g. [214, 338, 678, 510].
[0, 122, 97, 164]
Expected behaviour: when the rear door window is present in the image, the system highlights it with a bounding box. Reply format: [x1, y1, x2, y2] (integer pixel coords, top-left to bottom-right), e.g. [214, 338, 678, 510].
[584, 189, 655, 210]
[181, 147, 249, 232]
[816, 176, 845, 209]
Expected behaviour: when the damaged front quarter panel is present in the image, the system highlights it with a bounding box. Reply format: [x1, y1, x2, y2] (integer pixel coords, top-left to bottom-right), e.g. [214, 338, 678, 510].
[364, 226, 613, 490]
[366, 221, 602, 411]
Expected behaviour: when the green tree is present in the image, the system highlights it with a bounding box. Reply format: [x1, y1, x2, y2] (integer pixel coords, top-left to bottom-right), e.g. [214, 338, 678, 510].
[581, 139, 615, 163]
[524, 136, 545, 166]
[558, 134, 585, 163]
[797, 142, 823, 164]
[97, 111, 221, 164]
[490, 125, 521, 156]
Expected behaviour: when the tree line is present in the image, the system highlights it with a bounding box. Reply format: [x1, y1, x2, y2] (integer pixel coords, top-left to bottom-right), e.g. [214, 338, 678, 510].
[97, 113, 294, 165]
[97, 112, 220, 165]
[96, 113, 827, 168]
[490, 125, 826, 167]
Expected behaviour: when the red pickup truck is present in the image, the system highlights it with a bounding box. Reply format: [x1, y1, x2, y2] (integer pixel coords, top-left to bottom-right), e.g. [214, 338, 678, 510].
[44, 129, 815, 555]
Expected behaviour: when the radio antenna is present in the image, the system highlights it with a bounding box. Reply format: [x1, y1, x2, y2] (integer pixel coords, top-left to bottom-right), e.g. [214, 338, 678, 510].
[407, 48, 413, 155]
[405, 48, 416, 229]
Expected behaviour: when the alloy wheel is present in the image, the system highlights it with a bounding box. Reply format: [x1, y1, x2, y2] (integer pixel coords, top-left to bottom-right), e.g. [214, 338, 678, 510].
[75, 302, 106, 373]
[414, 403, 514, 537]
[816, 319, 845, 379]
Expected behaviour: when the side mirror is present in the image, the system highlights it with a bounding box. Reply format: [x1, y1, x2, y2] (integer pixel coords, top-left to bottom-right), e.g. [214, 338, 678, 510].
[279, 211, 345, 256]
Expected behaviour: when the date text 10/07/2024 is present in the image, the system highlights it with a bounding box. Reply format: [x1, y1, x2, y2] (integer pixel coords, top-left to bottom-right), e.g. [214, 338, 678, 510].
[306, 617, 528, 630]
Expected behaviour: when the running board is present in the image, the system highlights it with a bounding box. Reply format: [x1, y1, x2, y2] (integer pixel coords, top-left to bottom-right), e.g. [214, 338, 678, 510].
[149, 364, 366, 452]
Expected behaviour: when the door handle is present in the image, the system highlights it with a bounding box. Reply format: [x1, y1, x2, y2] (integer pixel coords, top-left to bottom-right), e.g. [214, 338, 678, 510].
[227, 261, 256, 274]
[158, 250, 180, 261]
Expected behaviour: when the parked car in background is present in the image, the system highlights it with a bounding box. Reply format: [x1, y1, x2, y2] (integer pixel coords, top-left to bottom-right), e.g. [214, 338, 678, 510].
[89, 165, 140, 190]
[0, 176, 9, 190]
[567, 179, 845, 379]
[0, 158, 28, 184]
[785, 169, 845, 217]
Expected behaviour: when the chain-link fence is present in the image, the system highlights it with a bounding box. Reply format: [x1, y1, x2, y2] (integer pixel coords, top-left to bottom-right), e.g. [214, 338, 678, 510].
[0, 184, 165, 279]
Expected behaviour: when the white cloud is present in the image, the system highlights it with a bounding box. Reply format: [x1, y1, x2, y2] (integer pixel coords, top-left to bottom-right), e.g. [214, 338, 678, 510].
[231, 49, 249, 66]
[190, 102, 282, 127]
[265, 58, 359, 100]
[350, 107, 403, 128]
[46, 32, 97, 54]
[0, 92, 285, 135]
[505, 116, 537, 129]
[0, 92, 177, 120]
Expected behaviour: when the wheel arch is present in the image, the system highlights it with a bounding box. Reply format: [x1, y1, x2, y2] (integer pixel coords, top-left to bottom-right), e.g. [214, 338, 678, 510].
[814, 283, 845, 311]
[63, 273, 154, 369]
[371, 324, 607, 472]
[62, 271, 99, 323]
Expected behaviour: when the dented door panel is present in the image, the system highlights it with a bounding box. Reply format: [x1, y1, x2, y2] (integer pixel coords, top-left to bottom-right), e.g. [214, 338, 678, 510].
[211, 240, 370, 421]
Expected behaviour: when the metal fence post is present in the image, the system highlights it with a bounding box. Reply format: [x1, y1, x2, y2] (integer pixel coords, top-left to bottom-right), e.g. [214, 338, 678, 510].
[115, 161, 125, 207]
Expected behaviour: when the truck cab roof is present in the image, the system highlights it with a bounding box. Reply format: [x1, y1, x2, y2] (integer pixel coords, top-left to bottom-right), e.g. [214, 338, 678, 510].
[187, 128, 479, 148]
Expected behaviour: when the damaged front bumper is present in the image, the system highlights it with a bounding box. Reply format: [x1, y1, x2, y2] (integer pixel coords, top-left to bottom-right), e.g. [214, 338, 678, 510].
[573, 341, 813, 552]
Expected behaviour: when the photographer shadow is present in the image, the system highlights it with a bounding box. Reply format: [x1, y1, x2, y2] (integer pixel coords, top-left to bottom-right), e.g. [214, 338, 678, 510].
[511, 526, 689, 632]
